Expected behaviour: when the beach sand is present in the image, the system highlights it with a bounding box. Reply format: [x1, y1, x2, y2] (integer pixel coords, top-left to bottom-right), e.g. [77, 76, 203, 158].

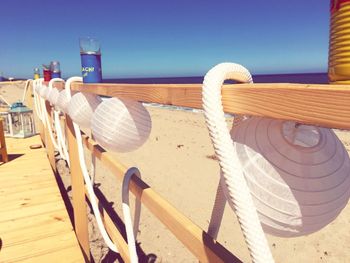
[2, 82, 350, 262]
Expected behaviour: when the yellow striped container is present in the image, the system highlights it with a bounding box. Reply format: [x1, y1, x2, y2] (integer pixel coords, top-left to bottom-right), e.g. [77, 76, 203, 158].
[33, 68, 40, 80]
[329, 0, 350, 83]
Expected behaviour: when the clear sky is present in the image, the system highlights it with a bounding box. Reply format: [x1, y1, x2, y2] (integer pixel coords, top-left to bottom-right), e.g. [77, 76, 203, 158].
[0, 0, 330, 79]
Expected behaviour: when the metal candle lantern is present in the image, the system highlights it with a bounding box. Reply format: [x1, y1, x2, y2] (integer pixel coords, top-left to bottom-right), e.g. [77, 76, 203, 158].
[8, 102, 36, 138]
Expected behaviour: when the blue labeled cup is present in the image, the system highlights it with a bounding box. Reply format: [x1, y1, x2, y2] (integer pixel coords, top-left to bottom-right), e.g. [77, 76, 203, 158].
[50, 61, 61, 78]
[79, 37, 102, 83]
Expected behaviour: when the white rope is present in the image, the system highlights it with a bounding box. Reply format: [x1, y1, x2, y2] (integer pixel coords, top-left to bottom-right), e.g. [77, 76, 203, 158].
[32, 79, 44, 122]
[54, 110, 70, 166]
[40, 78, 64, 154]
[202, 62, 274, 263]
[48, 78, 71, 164]
[122, 167, 142, 263]
[65, 77, 140, 262]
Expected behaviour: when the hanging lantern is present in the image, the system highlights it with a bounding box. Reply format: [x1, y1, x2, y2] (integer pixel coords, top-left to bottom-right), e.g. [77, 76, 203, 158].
[230, 116, 350, 237]
[48, 88, 60, 106]
[7, 102, 36, 138]
[91, 97, 152, 152]
[39, 86, 48, 98]
[56, 90, 70, 113]
[67, 92, 102, 128]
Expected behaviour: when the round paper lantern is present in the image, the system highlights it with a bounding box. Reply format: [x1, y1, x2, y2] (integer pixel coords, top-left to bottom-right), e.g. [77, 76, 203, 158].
[48, 88, 60, 105]
[39, 86, 48, 98]
[67, 92, 102, 128]
[34, 83, 41, 93]
[91, 97, 152, 152]
[230, 116, 350, 237]
[56, 90, 70, 113]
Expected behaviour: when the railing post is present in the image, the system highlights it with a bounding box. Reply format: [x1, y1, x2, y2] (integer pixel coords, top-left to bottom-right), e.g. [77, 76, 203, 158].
[45, 101, 56, 172]
[0, 118, 8, 163]
[65, 115, 91, 262]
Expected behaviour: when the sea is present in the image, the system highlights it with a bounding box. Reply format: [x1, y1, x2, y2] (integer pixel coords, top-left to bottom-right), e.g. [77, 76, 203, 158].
[104, 72, 328, 84]
[103, 72, 329, 113]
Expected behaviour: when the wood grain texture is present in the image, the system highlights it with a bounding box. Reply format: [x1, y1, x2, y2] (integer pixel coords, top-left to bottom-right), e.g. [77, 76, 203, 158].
[0, 118, 8, 163]
[65, 115, 91, 262]
[81, 133, 242, 263]
[0, 136, 84, 262]
[69, 82, 350, 129]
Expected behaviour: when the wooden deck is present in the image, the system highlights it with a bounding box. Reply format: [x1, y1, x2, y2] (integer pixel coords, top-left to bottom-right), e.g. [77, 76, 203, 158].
[0, 135, 84, 262]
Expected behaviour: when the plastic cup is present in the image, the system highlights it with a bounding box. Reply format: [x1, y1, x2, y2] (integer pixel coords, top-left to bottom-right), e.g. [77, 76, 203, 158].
[79, 37, 102, 83]
[34, 68, 40, 80]
[43, 69, 51, 81]
[50, 61, 61, 78]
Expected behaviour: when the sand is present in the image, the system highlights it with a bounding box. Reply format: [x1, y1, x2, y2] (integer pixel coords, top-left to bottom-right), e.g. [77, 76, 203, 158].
[2, 81, 350, 262]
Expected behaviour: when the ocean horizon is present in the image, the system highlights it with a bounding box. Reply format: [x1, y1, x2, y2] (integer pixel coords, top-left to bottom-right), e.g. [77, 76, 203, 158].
[104, 72, 328, 84]
[1, 72, 329, 84]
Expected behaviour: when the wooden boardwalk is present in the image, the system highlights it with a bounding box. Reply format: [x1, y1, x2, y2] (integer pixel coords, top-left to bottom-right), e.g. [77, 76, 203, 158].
[0, 135, 84, 262]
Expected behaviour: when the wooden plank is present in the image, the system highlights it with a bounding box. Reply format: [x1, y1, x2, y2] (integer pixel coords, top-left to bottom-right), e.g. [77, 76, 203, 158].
[0, 231, 83, 263]
[65, 115, 91, 261]
[0, 158, 53, 169]
[0, 180, 58, 196]
[17, 246, 84, 263]
[0, 186, 61, 204]
[0, 209, 67, 234]
[0, 118, 8, 163]
[0, 135, 84, 262]
[0, 173, 54, 186]
[1, 214, 72, 248]
[0, 201, 66, 222]
[0, 171, 52, 183]
[0, 191, 62, 212]
[70, 82, 350, 129]
[81, 134, 242, 263]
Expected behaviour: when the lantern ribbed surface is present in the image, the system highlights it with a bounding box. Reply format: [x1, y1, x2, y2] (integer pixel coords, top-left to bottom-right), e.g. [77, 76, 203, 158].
[67, 92, 102, 128]
[34, 84, 41, 93]
[231, 116, 350, 237]
[56, 90, 70, 113]
[91, 97, 152, 152]
[39, 86, 48, 98]
[48, 88, 60, 105]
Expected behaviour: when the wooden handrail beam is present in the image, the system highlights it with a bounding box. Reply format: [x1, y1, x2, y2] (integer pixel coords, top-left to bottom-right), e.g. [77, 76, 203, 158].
[67, 82, 350, 130]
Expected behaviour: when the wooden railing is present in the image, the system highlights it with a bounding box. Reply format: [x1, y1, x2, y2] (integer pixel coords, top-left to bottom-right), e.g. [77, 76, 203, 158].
[0, 118, 8, 163]
[34, 81, 350, 262]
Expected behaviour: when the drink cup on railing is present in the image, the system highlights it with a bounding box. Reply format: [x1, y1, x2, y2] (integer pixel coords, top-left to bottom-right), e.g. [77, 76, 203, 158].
[50, 61, 61, 78]
[79, 37, 102, 83]
[34, 68, 40, 80]
[43, 64, 51, 81]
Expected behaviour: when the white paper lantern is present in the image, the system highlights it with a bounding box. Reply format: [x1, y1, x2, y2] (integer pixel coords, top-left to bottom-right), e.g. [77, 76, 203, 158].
[67, 92, 102, 128]
[34, 84, 41, 93]
[48, 88, 60, 105]
[91, 97, 152, 152]
[230, 116, 350, 237]
[56, 90, 70, 113]
[39, 86, 48, 98]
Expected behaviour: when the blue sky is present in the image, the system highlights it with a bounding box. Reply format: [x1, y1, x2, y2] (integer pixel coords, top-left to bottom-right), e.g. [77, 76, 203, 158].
[0, 0, 330, 78]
